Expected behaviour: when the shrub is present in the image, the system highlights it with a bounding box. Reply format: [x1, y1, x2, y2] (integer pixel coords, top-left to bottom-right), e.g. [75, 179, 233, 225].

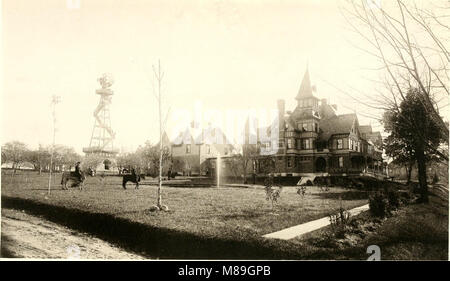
[297, 186, 307, 197]
[264, 175, 282, 209]
[386, 190, 400, 210]
[369, 192, 389, 218]
[328, 198, 352, 238]
[432, 172, 439, 184]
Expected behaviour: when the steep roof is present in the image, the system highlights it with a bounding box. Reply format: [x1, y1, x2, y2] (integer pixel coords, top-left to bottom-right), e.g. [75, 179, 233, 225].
[194, 127, 233, 145]
[319, 113, 357, 141]
[156, 131, 171, 148]
[319, 103, 337, 119]
[171, 127, 195, 145]
[296, 67, 315, 100]
[171, 126, 233, 147]
[359, 125, 372, 135]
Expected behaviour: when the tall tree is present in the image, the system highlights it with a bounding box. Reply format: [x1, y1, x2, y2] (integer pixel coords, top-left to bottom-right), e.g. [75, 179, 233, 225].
[342, 0, 449, 160]
[151, 60, 171, 210]
[2, 141, 29, 174]
[26, 145, 51, 174]
[83, 154, 104, 173]
[136, 141, 171, 177]
[383, 88, 443, 202]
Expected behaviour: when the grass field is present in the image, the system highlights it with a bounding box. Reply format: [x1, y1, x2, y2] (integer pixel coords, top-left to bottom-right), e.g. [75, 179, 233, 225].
[1, 171, 369, 236]
[1, 170, 369, 259]
[293, 193, 448, 260]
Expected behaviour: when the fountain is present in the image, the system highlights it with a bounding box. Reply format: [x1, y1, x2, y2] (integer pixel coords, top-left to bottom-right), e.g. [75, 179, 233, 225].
[217, 153, 221, 188]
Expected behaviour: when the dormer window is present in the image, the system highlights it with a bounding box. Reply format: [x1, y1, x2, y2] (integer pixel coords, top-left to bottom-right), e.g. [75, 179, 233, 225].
[337, 139, 343, 149]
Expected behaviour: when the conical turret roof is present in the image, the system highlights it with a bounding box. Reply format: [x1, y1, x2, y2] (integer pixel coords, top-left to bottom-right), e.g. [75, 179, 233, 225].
[296, 67, 315, 100]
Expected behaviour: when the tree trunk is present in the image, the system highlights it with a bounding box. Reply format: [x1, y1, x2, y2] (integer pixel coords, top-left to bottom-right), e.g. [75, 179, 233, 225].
[243, 160, 248, 184]
[416, 149, 428, 203]
[406, 162, 413, 184]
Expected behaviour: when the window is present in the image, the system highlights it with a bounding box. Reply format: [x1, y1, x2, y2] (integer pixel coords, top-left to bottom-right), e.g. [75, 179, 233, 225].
[338, 157, 344, 168]
[287, 157, 292, 167]
[337, 139, 343, 149]
[312, 123, 316, 132]
[186, 144, 191, 154]
[262, 142, 271, 149]
[287, 138, 294, 149]
[224, 147, 229, 155]
[302, 139, 311, 149]
[302, 123, 308, 131]
[206, 144, 211, 154]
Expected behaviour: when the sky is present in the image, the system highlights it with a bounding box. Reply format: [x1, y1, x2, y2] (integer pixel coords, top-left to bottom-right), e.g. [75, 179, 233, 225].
[1, 0, 447, 154]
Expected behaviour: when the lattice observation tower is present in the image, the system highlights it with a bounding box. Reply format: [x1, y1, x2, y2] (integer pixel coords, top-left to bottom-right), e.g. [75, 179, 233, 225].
[83, 73, 119, 157]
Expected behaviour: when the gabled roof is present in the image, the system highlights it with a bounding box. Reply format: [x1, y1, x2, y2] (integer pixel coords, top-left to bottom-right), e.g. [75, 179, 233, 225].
[296, 67, 316, 100]
[319, 113, 357, 141]
[319, 103, 337, 119]
[171, 126, 234, 147]
[156, 131, 171, 148]
[171, 127, 195, 145]
[194, 127, 233, 146]
[359, 125, 372, 135]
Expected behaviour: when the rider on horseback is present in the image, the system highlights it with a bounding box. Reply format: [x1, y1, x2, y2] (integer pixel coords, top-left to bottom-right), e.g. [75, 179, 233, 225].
[74, 161, 83, 181]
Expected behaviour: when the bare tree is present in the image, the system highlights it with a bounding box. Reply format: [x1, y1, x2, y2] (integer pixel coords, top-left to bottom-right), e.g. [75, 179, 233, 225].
[340, 0, 449, 200]
[1, 141, 29, 174]
[26, 145, 51, 174]
[341, 0, 449, 157]
[83, 153, 104, 172]
[152, 60, 171, 211]
[48, 95, 60, 194]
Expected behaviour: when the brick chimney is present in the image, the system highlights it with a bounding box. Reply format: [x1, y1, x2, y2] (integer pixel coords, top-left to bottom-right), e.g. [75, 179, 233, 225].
[277, 99, 285, 130]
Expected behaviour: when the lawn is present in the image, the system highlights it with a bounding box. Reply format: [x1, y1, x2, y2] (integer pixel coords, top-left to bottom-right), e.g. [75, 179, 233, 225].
[1, 170, 371, 258]
[290, 189, 449, 260]
[1, 171, 368, 237]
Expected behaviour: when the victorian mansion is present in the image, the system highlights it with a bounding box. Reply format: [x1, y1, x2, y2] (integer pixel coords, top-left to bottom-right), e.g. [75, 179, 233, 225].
[252, 68, 385, 177]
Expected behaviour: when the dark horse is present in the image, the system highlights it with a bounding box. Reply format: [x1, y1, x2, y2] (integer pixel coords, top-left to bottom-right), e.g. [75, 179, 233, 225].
[122, 169, 145, 189]
[61, 168, 94, 190]
[61, 171, 86, 190]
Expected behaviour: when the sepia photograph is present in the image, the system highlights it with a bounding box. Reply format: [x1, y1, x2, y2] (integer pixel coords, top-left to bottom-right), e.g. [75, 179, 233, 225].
[0, 0, 449, 265]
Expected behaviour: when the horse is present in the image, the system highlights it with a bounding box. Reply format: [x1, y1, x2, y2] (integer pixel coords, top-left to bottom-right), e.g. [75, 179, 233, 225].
[61, 171, 87, 190]
[122, 171, 145, 189]
[61, 168, 94, 190]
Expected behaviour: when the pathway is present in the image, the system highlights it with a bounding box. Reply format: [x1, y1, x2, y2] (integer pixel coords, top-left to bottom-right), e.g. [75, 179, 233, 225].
[262, 204, 370, 240]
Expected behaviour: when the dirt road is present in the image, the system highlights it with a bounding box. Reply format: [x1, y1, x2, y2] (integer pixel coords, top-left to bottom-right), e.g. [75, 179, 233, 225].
[1, 208, 146, 259]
